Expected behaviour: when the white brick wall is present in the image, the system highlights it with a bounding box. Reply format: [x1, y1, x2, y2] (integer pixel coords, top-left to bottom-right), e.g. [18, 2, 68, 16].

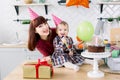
[0, 0, 120, 43]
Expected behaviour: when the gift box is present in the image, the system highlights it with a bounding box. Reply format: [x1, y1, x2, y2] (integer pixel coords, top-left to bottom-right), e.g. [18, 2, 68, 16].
[23, 59, 53, 79]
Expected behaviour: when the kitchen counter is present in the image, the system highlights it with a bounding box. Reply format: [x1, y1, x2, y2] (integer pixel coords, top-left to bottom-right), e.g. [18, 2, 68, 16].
[0, 43, 27, 48]
[4, 60, 120, 80]
[0, 44, 42, 80]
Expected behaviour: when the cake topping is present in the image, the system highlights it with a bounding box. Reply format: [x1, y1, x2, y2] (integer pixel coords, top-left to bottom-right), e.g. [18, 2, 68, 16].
[87, 35, 104, 46]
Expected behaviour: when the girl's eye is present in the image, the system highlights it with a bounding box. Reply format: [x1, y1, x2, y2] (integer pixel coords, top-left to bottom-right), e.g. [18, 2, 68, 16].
[64, 29, 67, 31]
[59, 29, 62, 31]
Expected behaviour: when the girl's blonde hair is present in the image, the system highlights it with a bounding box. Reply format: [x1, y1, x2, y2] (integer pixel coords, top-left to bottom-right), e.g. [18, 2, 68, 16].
[57, 21, 69, 30]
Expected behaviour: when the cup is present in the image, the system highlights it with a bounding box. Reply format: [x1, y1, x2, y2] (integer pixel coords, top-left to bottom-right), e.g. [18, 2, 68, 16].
[105, 43, 111, 52]
[39, 0, 45, 3]
[112, 50, 119, 58]
[24, 0, 33, 4]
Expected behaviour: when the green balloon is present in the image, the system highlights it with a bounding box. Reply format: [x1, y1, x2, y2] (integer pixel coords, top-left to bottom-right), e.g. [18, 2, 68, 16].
[77, 21, 94, 41]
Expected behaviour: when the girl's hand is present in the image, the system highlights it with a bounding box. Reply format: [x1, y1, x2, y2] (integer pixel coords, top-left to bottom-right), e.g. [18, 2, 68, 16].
[61, 36, 67, 44]
[69, 51, 73, 56]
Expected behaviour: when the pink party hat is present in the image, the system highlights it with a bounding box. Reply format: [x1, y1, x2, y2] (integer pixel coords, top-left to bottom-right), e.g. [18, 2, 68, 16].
[52, 14, 62, 26]
[28, 7, 39, 20]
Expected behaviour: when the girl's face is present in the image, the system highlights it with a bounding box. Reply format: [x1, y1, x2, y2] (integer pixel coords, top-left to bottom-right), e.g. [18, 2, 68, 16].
[57, 24, 69, 37]
[35, 23, 50, 39]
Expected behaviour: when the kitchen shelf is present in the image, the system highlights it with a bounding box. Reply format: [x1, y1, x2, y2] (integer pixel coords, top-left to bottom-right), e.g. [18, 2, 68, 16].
[14, 3, 51, 15]
[97, 1, 120, 13]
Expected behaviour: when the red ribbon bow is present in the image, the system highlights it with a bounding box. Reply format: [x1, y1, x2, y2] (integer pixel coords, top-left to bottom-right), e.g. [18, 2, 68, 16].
[35, 59, 53, 78]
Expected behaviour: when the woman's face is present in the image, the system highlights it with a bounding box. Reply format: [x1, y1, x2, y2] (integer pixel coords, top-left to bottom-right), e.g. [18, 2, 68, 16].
[57, 24, 68, 37]
[35, 23, 50, 38]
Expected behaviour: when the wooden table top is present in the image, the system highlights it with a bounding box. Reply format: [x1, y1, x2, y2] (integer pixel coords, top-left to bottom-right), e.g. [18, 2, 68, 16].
[4, 61, 120, 80]
[0, 43, 27, 48]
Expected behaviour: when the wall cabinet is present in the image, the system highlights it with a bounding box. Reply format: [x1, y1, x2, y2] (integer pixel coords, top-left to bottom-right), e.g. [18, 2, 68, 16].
[0, 48, 25, 80]
[0, 47, 42, 80]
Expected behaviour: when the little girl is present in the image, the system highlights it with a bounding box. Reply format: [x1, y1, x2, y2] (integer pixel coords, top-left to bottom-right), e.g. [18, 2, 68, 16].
[51, 21, 84, 72]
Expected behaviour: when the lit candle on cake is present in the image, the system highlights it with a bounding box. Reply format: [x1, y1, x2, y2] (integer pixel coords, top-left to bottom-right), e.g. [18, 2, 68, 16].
[95, 36, 98, 46]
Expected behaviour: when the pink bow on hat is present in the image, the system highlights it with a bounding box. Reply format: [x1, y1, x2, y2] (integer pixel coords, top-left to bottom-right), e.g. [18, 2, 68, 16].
[28, 7, 39, 20]
[52, 14, 62, 26]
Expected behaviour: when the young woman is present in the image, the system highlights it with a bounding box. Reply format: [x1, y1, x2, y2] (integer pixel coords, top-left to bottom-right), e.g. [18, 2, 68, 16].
[28, 16, 57, 60]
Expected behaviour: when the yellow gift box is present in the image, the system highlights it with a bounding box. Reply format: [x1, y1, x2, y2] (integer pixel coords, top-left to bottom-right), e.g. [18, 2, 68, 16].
[23, 60, 53, 79]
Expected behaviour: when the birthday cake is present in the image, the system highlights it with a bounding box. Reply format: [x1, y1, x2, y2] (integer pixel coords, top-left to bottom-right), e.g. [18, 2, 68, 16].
[88, 45, 105, 52]
[87, 36, 105, 53]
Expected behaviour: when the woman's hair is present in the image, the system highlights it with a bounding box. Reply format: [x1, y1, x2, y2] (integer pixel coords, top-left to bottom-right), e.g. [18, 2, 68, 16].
[28, 16, 50, 51]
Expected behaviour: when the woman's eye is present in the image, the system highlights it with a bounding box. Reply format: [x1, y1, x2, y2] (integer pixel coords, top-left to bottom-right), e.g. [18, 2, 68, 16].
[38, 25, 42, 27]
[44, 23, 47, 25]
[37, 24, 43, 28]
[43, 23, 47, 25]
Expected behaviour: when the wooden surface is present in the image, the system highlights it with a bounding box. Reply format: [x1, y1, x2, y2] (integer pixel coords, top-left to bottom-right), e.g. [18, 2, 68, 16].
[0, 44, 27, 48]
[4, 61, 120, 80]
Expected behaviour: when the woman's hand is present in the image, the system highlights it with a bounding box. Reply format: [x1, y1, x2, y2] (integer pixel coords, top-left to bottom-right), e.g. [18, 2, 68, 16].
[41, 56, 51, 62]
[75, 41, 84, 49]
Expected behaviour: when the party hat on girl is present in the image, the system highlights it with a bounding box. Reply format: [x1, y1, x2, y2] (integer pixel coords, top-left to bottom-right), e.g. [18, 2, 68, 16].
[28, 7, 39, 20]
[52, 14, 62, 26]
